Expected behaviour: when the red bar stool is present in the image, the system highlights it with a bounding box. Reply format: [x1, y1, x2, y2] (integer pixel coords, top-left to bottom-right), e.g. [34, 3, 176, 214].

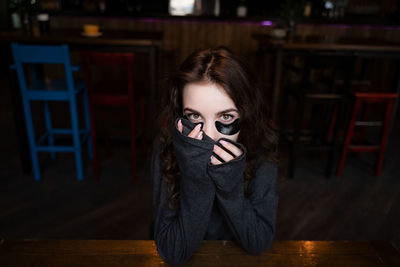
[336, 92, 398, 177]
[81, 51, 145, 181]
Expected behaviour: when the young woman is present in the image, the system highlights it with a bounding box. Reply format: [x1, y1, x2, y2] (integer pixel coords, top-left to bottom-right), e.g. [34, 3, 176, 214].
[151, 47, 278, 265]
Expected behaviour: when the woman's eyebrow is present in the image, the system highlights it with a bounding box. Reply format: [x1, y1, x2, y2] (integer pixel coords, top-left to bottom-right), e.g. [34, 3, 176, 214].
[183, 107, 202, 115]
[217, 108, 238, 115]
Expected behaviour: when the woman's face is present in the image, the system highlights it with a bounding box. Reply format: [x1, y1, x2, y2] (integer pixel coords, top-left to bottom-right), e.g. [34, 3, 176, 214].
[182, 81, 240, 142]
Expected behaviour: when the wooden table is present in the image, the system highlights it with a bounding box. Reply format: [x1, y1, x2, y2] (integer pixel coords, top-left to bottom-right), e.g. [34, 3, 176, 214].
[1, 240, 399, 266]
[1, 29, 163, 174]
[252, 34, 400, 122]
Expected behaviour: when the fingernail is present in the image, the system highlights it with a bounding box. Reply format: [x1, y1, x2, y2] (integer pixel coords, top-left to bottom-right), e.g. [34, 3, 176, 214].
[197, 131, 203, 138]
[213, 145, 217, 150]
[220, 140, 227, 145]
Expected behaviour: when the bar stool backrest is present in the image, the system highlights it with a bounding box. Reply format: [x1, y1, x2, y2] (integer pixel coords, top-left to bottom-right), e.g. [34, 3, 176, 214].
[11, 43, 76, 94]
[81, 52, 135, 97]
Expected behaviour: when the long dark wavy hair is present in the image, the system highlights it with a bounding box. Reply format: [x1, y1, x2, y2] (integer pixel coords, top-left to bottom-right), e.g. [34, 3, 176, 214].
[159, 47, 277, 210]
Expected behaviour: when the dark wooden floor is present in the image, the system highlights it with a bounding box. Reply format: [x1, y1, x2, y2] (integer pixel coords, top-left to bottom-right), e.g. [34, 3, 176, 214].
[1, 75, 399, 250]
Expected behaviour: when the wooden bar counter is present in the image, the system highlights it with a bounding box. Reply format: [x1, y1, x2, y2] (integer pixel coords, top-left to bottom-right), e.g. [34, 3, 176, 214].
[1, 240, 399, 266]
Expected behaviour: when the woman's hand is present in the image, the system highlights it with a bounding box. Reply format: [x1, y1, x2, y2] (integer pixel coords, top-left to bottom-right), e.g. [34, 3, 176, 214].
[211, 140, 243, 165]
[177, 119, 203, 140]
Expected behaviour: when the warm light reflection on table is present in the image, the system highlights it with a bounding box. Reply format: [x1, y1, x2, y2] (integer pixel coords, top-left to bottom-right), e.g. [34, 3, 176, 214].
[0, 240, 399, 266]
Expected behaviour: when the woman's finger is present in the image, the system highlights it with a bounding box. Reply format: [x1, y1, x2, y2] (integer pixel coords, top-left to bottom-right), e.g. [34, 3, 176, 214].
[213, 144, 234, 162]
[188, 124, 202, 139]
[219, 140, 243, 157]
[196, 131, 203, 140]
[210, 155, 222, 165]
[177, 119, 183, 133]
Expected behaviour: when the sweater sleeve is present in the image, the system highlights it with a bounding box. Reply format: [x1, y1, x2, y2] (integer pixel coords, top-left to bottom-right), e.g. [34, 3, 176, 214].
[207, 148, 278, 254]
[152, 130, 216, 265]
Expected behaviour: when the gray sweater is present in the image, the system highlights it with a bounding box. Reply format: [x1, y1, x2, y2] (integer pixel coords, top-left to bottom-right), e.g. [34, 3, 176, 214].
[151, 118, 278, 265]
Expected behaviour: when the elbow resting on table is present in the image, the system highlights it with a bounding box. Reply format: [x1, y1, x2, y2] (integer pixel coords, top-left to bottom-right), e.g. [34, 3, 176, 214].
[242, 232, 274, 255]
[156, 238, 192, 266]
[157, 248, 191, 266]
[245, 240, 273, 255]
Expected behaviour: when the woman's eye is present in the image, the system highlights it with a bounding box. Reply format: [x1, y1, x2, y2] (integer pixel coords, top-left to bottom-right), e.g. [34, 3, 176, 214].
[221, 114, 233, 121]
[188, 113, 201, 121]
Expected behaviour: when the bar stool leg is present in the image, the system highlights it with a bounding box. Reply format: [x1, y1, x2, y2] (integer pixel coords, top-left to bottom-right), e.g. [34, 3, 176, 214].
[376, 99, 395, 176]
[326, 101, 342, 177]
[336, 98, 361, 177]
[70, 98, 84, 181]
[83, 90, 92, 160]
[325, 102, 338, 143]
[279, 87, 290, 177]
[140, 97, 148, 157]
[279, 88, 290, 136]
[23, 100, 41, 180]
[89, 102, 99, 180]
[129, 103, 137, 182]
[43, 101, 56, 160]
[289, 96, 305, 178]
[104, 129, 112, 158]
[358, 103, 371, 145]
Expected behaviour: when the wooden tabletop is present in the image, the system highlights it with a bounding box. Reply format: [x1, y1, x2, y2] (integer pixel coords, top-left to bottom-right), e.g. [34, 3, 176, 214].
[252, 34, 400, 53]
[0, 29, 163, 47]
[1, 240, 399, 266]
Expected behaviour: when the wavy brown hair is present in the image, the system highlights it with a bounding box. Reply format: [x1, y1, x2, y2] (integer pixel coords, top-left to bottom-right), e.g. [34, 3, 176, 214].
[158, 47, 277, 210]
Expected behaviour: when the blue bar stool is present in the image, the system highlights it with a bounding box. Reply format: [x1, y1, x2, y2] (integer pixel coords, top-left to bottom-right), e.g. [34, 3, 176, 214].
[11, 43, 92, 181]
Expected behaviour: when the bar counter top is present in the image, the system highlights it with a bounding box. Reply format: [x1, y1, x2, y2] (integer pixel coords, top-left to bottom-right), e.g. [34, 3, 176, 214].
[0, 29, 163, 46]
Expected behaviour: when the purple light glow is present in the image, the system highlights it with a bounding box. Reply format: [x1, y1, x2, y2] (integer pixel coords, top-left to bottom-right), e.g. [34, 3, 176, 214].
[139, 17, 164, 23]
[330, 24, 352, 29]
[261, 21, 273, 26]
